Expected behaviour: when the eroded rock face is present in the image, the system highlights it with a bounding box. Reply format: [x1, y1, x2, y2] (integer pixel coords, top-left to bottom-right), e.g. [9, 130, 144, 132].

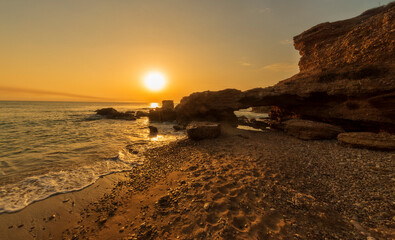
[284, 119, 344, 140]
[176, 3, 395, 132]
[338, 132, 395, 151]
[244, 3, 395, 132]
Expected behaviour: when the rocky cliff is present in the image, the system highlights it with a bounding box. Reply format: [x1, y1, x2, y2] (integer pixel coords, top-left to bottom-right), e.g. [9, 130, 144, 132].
[176, 2, 395, 132]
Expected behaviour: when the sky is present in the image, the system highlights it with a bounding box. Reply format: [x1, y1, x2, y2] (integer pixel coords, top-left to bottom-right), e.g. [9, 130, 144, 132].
[0, 0, 392, 102]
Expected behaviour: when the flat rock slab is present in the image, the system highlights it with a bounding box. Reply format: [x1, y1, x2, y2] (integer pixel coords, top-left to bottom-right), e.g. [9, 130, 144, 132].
[186, 122, 221, 140]
[284, 119, 344, 140]
[338, 132, 395, 151]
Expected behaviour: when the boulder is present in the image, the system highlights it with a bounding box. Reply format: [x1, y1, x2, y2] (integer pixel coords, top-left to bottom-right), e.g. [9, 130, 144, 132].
[337, 132, 395, 151]
[95, 108, 136, 120]
[148, 126, 158, 135]
[176, 89, 246, 127]
[186, 122, 221, 140]
[284, 119, 344, 140]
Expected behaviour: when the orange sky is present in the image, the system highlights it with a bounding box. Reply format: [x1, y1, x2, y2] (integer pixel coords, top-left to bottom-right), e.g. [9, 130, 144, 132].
[0, 0, 389, 102]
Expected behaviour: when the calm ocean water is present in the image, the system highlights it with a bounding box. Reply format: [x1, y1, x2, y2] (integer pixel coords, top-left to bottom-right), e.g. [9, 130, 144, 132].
[0, 101, 185, 213]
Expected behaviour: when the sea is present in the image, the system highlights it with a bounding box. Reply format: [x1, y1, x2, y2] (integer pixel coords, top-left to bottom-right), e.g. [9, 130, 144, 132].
[0, 101, 186, 213]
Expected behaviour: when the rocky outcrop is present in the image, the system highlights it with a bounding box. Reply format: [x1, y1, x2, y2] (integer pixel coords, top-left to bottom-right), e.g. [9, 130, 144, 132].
[186, 122, 221, 140]
[243, 3, 395, 132]
[176, 89, 246, 127]
[149, 100, 177, 122]
[135, 110, 149, 117]
[284, 119, 344, 140]
[176, 3, 395, 133]
[95, 108, 136, 120]
[338, 132, 395, 151]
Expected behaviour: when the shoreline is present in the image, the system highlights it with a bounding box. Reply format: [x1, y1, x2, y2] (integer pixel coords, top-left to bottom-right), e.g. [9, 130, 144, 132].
[1, 127, 394, 239]
[0, 168, 138, 215]
[0, 171, 130, 240]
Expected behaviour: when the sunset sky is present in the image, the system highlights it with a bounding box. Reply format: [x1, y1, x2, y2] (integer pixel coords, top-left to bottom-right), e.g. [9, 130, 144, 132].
[0, 0, 391, 102]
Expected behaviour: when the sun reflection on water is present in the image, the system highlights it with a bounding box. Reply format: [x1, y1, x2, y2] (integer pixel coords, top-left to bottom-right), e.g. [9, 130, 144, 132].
[150, 103, 159, 108]
[150, 135, 164, 141]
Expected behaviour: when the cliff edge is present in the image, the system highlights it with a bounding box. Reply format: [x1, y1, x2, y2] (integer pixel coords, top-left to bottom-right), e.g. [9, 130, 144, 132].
[177, 2, 395, 132]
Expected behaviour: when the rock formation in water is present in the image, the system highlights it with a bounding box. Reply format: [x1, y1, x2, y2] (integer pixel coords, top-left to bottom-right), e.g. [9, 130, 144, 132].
[95, 108, 136, 120]
[149, 100, 177, 122]
[176, 3, 395, 133]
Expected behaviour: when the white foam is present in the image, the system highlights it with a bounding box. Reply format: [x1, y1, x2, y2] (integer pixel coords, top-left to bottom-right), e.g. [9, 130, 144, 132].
[0, 154, 142, 213]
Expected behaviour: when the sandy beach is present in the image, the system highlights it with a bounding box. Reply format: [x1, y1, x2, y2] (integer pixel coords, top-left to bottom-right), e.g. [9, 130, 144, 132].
[1, 126, 393, 240]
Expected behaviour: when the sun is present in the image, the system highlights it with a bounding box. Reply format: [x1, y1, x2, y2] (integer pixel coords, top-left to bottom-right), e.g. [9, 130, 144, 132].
[143, 72, 166, 91]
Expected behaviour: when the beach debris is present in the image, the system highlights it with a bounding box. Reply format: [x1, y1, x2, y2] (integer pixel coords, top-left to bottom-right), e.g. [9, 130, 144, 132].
[97, 216, 107, 225]
[126, 144, 139, 154]
[203, 202, 211, 210]
[186, 122, 221, 140]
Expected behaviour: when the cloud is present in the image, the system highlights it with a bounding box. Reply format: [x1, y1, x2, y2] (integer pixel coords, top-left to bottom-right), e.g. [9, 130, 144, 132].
[260, 63, 299, 73]
[259, 8, 272, 14]
[0, 86, 115, 101]
[280, 39, 293, 45]
[239, 57, 252, 67]
[240, 62, 252, 67]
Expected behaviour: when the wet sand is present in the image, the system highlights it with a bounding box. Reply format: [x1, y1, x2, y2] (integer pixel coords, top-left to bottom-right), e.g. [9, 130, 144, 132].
[1, 127, 394, 239]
